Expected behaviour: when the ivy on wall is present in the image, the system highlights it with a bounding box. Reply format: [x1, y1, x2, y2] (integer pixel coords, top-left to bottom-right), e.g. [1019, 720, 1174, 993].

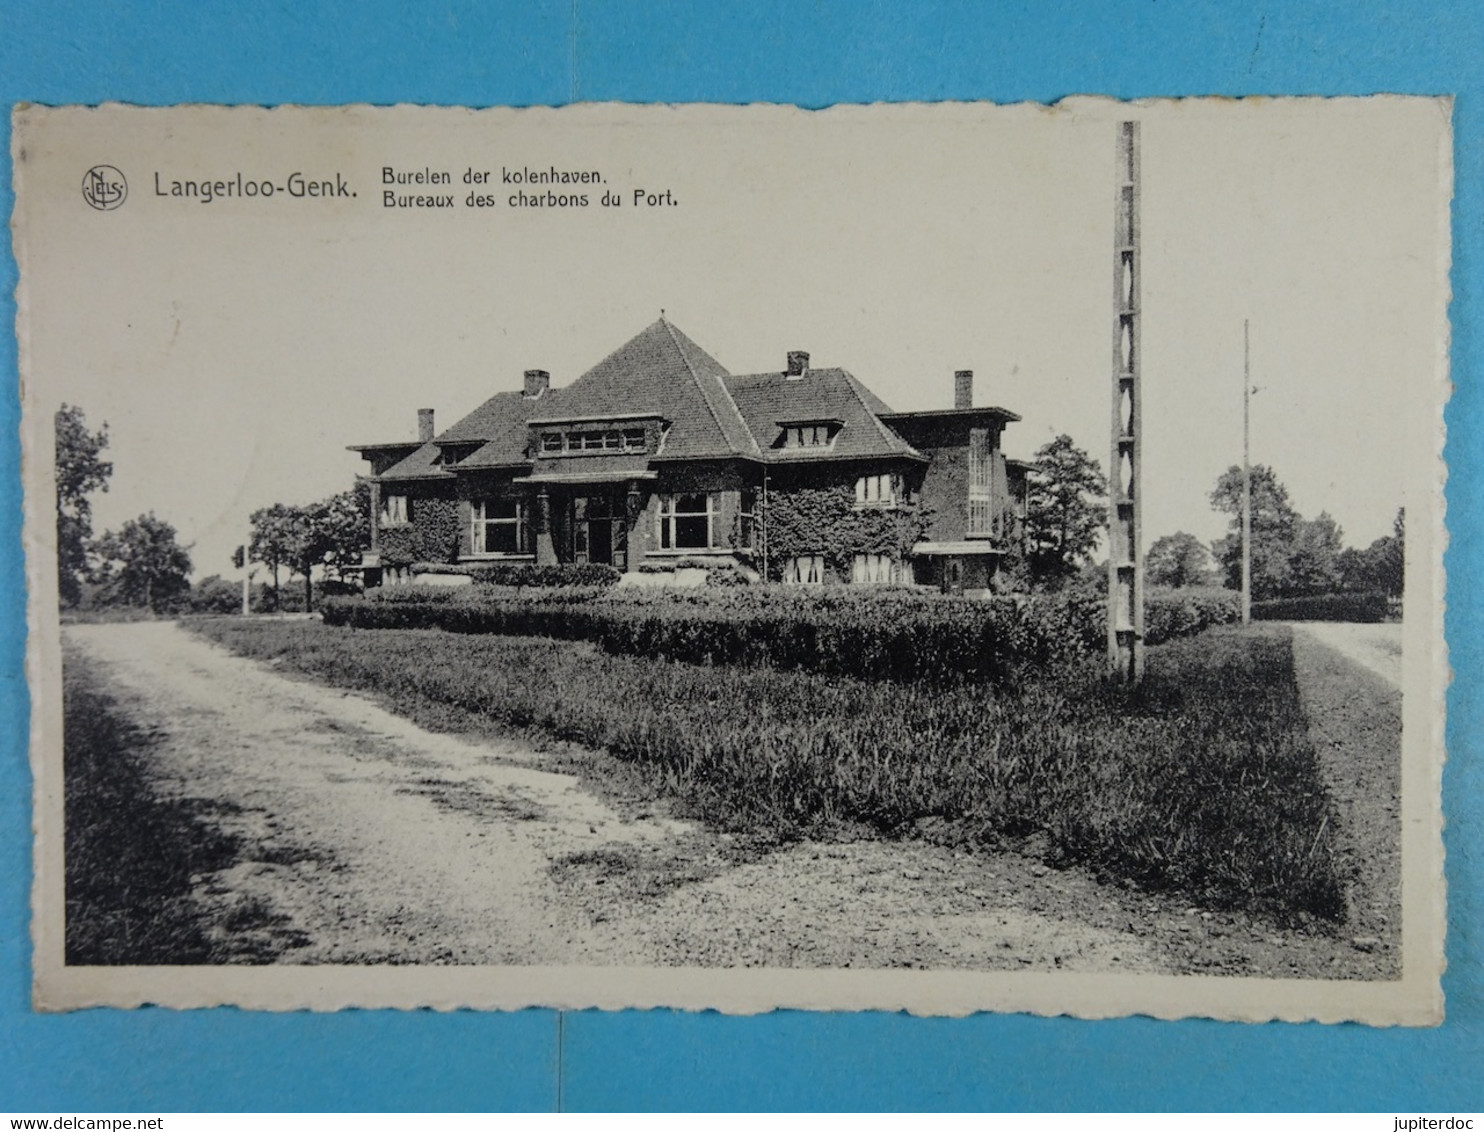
[763, 480, 931, 582]
[380, 497, 462, 566]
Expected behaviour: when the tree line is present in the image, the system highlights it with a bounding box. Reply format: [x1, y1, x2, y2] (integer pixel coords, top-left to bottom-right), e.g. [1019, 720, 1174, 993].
[236, 489, 370, 612]
[1017, 437, 1402, 601]
[56, 404, 369, 614]
[56, 404, 195, 612]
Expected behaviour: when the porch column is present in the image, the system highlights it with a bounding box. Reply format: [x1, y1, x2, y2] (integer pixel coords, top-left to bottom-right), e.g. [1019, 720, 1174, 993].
[624, 479, 645, 572]
[534, 485, 557, 566]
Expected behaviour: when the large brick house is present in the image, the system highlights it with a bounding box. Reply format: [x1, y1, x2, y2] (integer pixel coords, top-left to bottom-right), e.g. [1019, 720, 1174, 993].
[351, 318, 1029, 592]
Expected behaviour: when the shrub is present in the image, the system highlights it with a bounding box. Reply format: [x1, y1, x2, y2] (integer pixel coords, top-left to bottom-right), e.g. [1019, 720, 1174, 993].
[189, 575, 243, 614]
[409, 561, 621, 588]
[1252, 592, 1389, 623]
[1144, 586, 1241, 644]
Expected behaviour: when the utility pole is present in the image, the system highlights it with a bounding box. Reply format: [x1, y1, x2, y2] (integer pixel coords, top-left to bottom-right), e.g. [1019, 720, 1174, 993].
[1242, 319, 1252, 626]
[241, 526, 251, 616]
[1108, 120, 1144, 683]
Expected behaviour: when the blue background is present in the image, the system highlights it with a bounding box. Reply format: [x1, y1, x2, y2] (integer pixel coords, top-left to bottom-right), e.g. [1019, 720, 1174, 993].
[1, 0, 1479, 1112]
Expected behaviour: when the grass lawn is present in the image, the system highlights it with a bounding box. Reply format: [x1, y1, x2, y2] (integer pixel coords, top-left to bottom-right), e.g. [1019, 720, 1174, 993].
[190, 616, 1348, 928]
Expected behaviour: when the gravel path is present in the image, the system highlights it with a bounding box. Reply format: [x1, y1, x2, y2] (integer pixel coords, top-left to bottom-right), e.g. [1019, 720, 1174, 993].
[63, 621, 1394, 977]
[1288, 621, 1402, 690]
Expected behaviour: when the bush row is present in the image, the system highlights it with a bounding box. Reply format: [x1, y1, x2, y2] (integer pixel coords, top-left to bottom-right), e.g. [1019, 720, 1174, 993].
[1251, 591, 1390, 623]
[324, 590, 1101, 685]
[1144, 587, 1242, 644]
[408, 561, 622, 588]
[324, 583, 1240, 683]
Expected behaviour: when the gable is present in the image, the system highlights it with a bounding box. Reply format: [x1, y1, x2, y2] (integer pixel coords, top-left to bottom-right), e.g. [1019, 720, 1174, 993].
[726, 366, 924, 463]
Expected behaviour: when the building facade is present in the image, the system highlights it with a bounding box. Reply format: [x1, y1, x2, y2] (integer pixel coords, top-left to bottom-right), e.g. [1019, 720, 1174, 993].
[351, 318, 1029, 592]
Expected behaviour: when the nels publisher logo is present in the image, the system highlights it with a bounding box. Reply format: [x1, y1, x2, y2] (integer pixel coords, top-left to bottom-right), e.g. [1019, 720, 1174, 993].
[82, 165, 127, 210]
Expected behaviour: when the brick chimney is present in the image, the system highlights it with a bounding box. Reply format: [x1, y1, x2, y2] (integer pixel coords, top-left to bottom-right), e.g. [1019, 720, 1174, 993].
[786, 350, 810, 379]
[954, 369, 973, 410]
[418, 408, 435, 441]
[523, 369, 550, 399]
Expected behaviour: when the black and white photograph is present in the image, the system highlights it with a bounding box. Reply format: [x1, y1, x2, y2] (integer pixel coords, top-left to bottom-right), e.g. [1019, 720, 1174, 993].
[14, 99, 1448, 1021]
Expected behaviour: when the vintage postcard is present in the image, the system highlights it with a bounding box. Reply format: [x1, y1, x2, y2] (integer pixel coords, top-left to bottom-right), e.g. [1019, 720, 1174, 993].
[13, 98, 1450, 1022]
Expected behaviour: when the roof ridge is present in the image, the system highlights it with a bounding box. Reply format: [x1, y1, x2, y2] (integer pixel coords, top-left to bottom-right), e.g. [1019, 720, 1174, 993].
[839, 368, 924, 460]
[661, 318, 758, 458]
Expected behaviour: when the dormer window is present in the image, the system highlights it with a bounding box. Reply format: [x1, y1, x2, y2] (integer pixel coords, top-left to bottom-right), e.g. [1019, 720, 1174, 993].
[777, 419, 843, 450]
[536, 425, 651, 456]
[436, 443, 479, 467]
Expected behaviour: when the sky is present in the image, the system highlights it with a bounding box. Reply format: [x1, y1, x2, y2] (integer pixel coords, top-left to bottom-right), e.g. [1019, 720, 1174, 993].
[14, 98, 1451, 582]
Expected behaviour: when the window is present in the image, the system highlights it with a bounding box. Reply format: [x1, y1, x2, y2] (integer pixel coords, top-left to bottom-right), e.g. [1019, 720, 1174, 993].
[738, 490, 757, 550]
[658, 492, 718, 550]
[539, 427, 648, 455]
[784, 555, 825, 585]
[780, 421, 839, 449]
[851, 554, 898, 585]
[381, 494, 410, 526]
[855, 473, 902, 507]
[968, 427, 995, 536]
[471, 498, 528, 555]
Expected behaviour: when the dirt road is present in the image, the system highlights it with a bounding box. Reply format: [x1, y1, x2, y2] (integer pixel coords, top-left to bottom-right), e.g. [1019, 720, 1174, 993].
[62, 621, 1392, 977]
[1289, 621, 1402, 690]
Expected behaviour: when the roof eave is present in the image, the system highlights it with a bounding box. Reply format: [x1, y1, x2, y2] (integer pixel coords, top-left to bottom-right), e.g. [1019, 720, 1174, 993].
[878, 407, 1023, 424]
[347, 441, 422, 454]
[763, 449, 929, 465]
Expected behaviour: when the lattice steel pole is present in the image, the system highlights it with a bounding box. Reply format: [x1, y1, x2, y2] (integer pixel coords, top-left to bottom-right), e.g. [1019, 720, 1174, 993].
[1108, 121, 1145, 683]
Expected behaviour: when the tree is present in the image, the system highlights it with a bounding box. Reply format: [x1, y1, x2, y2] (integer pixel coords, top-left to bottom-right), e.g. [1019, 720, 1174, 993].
[1145, 531, 1214, 588]
[1376, 507, 1406, 596]
[1024, 434, 1107, 586]
[1209, 464, 1301, 599]
[1287, 511, 1345, 596]
[316, 482, 372, 584]
[286, 501, 337, 612]
[54, 404, 112, 607]
[1340, 507, 1404, 596]
[249, 503, 301, 610]
[93, 513, 193, 612]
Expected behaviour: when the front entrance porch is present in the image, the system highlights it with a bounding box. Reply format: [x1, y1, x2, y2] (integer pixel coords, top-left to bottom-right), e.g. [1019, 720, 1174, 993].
[522, 470, 655, 571]
[571, 493, 628, 569]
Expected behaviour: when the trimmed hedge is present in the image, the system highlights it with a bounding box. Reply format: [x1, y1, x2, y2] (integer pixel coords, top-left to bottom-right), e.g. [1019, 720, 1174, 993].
[1144, 587, 1241, 644]
[1252, 591, 1390, 623]
[323, 583, 1240, 684]
[409, 561, 621, 588]
[324, 589, 1100, 685]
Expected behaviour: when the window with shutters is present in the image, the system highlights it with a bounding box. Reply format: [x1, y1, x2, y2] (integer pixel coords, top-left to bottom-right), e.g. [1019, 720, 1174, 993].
[381, 494, 410, 527]
[784, 554, 825, 585]
[851, 554, 897, 584]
